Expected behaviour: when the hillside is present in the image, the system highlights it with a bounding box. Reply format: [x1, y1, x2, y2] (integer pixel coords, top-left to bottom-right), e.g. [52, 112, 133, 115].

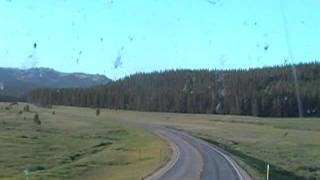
[29, 62, 320, 117]
[0, 67, 111, 101]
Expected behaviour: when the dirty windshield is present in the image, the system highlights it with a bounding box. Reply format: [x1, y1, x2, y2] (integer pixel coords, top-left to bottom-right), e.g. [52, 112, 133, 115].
[0, 1, 319, 180]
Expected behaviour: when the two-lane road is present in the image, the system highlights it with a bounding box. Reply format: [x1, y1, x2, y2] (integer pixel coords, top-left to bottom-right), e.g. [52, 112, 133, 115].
[123, 120, 251, 180]
[146, 127, 203, 180]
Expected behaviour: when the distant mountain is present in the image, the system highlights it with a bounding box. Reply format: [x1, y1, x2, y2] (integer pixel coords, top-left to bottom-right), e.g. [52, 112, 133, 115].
[0, 67, 111, 100]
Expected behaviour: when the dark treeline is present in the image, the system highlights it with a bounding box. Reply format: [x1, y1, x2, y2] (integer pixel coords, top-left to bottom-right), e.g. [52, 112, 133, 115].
[29, 62, 320, 117]
[0, 96, 24, 102]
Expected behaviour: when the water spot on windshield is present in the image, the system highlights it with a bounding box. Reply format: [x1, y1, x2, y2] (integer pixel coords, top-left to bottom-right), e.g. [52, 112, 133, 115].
[76, 51, 82, 64]
[128, 36, 134, 42]
[206, 0, 217, 6]
[106, 0, 114, 8]
[114, 48, 124, 69]
[0, 82, 4, 91]
[114, 55, 122, 69]
[307, 109, 311, 114]
[206, 0, 222, 7]
[23, 43, 39, 68]
[256, 56, 262, 62]
[219, 55, 227, 68]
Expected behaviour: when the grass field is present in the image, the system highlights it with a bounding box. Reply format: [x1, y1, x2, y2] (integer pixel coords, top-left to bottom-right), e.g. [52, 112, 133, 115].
[104, 110, 320, 180]
[1, 103, 319, 180]
[0, 103, 170, 180]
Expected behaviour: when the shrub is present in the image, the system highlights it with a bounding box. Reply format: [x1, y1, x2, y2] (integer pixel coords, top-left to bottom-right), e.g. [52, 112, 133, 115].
[33, 113, 41, 125]
[24, 105, 30, 112]
[96, 108, 100, 116]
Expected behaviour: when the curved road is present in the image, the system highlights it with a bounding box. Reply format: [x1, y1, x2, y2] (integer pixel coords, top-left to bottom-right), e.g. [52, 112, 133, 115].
[124, 121, 251, 180]
[146, 127, 203, 180]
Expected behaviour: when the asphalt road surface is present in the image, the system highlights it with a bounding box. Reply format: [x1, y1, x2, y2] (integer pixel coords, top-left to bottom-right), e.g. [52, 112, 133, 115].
[128, 121, 251, 180]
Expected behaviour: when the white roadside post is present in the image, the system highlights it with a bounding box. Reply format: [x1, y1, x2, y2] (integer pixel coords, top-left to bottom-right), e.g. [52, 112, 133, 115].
[267, 164, 270, 180]
[23, 169, 30, 180]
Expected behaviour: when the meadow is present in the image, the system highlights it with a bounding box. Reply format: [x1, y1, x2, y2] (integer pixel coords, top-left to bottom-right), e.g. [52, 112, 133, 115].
[1, 102, 319, 180]
[105, 110, 320, 180]
[0, 103, 169, 180]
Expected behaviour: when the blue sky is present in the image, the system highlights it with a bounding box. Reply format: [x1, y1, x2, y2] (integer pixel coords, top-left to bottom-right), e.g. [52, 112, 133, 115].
[0, 0, 319, 79]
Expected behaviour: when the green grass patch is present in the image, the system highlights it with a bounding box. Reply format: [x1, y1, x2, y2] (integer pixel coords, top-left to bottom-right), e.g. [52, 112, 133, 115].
[103, 110, 320, 180]
[0, 103, 169, 180]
